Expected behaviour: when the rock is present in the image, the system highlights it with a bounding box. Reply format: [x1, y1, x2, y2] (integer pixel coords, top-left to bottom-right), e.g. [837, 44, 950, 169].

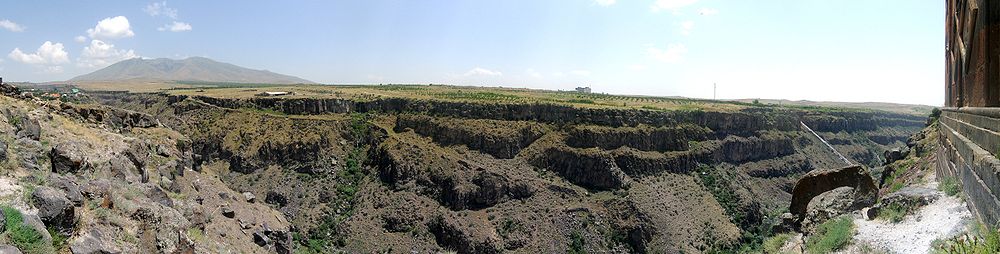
[243, 192, 256, 203]
[49, 174, 84, 206]
[221, 206, 235, 218]
[0, 140, 7, 162]
[265, 191, 287, 207]
[789, 165, 877, 223]
[31, 186, 75, 228]
[81, 179, 112, 199]
[801, 187, 855, 231]
[50, 141, 87, 174]
[0, 245, 22, 254]
[862, 207, 878, 220]
[883, 147, 909, 166]
[70, 228, 122, 254]
[772, 212, 798, 234]
[13, 114, 40, 141]
[252, 230, 270, 246]
[874, 187, 941, 216]
[428, 214, 503, 254]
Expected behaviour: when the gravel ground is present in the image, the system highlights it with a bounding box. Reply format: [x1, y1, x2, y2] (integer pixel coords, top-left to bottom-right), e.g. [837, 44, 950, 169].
[848, 173, 973, 254]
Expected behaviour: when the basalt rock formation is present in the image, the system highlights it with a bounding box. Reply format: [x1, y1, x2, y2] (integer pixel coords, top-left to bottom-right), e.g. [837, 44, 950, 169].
[70, 90, 927, 253]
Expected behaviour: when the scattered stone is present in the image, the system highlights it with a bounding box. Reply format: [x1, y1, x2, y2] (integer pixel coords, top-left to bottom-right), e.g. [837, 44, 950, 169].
[50, 142, 87, 174]
[70, 228, 122, 254]
[862, 207, 878, 220]
[265, 191, 287, 207]
[873, 187, 941, 217]
[252, 231, 270, 246]
[789, 165, 877, 223]
[81, 179, 111, 199]
[221, 206, 235, 218]
[31, 186, 75, 228]
[49, 174, 84, 206]
[243, 192, 256, 203]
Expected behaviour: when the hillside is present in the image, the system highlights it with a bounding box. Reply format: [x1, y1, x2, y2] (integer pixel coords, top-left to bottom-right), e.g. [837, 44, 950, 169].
[69, 57, 314, 84]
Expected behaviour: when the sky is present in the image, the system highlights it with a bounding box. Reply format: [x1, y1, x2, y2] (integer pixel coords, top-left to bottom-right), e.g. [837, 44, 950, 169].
[0, 0, 945, 106]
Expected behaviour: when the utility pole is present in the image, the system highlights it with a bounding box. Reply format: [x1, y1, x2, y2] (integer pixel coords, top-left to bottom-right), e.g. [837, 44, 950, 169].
[713, 83, 716, 100]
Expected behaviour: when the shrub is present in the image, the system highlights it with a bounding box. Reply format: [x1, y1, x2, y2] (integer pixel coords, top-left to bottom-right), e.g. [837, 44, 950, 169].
[877, 203, 907, 223]
[2, 205, 51, 254]
[806, 216, 854, 254]
[939, 177, 961, 197]
[933, 224, 1000, 254]
[762, 233, 792, 253]
[569, 230, 586, 254]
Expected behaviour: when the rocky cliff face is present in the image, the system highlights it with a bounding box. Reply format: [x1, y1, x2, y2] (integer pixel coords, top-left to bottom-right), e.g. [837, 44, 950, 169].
[74, 91, 926, 253]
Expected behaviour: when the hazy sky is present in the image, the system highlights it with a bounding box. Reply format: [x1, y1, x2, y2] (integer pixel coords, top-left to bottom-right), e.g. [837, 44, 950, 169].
[0, 0, 944, 106]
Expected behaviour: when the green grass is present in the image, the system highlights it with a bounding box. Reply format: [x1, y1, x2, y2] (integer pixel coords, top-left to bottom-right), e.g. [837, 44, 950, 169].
[939, 177, 961, 196]
[762, 233, 792, 253]
[569, 230, 586, 254]
[877, 203, 907, 223]
[806, 216, 854, 254]
[933, 223, 1000, 254]
[2, 205, 52, 254]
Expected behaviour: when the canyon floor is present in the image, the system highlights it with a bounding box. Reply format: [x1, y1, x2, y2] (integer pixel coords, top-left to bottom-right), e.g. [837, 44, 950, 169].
[0, 82, 932, 253]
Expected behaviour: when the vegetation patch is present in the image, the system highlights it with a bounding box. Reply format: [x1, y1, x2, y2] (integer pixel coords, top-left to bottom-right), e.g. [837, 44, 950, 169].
[762, 233, 792, 253]
[939, 177, 961, 197]
[1, 205, 53, 254]
[932, 222, 1000, 254]
[877, 203, 907, 223]
[806, 216, 854, 254]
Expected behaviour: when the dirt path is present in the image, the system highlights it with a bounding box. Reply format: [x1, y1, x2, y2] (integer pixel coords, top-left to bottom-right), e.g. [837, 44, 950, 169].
[847, 172, 972, 254]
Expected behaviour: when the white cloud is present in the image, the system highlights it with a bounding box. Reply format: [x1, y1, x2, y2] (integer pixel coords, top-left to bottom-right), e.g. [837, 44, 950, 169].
[647, 43, 688, 63]
[87, 16, 135, 39]
[8, 41, 69, 65]
[570, 70, 592, 76]
[0, 20, 25, 32]
[699, 8, 719, 16]
[74, 36, 87, 43]
[464, 67, 502, 77]
[43, 66, 64, 73]
[594, 0, 616, 6]
[158, 21, 192, 32]
[77, 39, 138, 68]
[144, 1, 178, 19]
[651, 0, 699, 13]
[680, 21, 695, 35]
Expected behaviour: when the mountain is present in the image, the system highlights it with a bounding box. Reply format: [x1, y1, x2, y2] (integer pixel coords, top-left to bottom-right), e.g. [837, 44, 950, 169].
[69, 57, 314, 84]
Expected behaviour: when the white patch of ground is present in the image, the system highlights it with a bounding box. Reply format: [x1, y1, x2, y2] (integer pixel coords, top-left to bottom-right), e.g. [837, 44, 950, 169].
[848, 172, 972, 254]
[0, 176, 35, 214]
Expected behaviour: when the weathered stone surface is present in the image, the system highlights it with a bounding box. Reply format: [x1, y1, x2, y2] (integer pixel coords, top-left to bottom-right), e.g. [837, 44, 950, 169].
[801, 187, 856, 231]
[50, 141, 87, 174]
[531, 145, 631, 190]
[0, 245, 22, 254]
[875, 187, 940, 215]
[428, 214, 503, 254]
[49, 174, 84, 206]
[31, 186, 75, 228]
[70, 228, 122, 254]
[883, 147, 909, 166]
[243, 192, 256, 203]
[0, 140, 7, 162]
[221, 206, 235, 218]
[13, 114, 40, 141]
[789, 165, 877, 222]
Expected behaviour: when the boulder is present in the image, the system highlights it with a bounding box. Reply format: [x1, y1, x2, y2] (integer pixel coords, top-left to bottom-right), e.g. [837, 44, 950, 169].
[51, 142, 87, 174]
[873, 187, 941, 217]
[243, 192, 256, 203]
[801, 187, 856, 231]
[12, 114, 40, 141]
[31, 186, 75, 228]
[49, 174, 84, 206]
[0, 245, 21, 254]
[0, 140, 7, 162]
[883, 147, 909, 166]
[789, 165, 877, 223]
[221, 206, 235, 218]
[70, 228, 122, 254]
[265, 191, 287, 207]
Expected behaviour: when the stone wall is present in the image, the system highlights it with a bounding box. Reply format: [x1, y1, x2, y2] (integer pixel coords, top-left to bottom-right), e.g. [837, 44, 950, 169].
[945, 0, 1000, 107]
[937, 108, 1000, 226]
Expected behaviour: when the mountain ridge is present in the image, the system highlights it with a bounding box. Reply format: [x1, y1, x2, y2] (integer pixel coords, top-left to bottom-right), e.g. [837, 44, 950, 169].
[69, 57, 314, 84]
